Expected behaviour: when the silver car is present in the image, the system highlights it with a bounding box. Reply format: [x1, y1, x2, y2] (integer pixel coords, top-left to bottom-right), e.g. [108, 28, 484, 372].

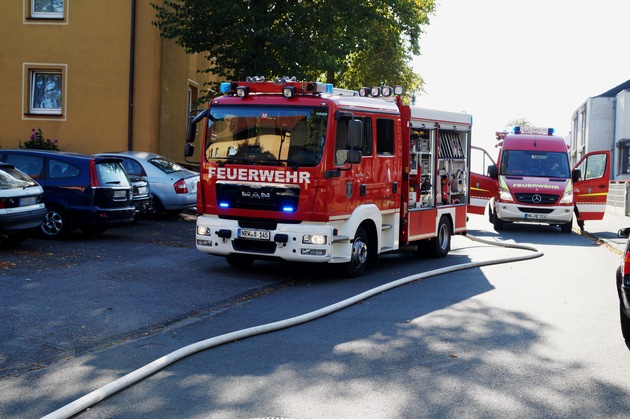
[96, 151, 198, 215]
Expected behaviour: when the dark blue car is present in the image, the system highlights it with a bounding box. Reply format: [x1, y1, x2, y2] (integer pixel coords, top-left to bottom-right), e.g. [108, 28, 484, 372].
[0, 150, 135, 238]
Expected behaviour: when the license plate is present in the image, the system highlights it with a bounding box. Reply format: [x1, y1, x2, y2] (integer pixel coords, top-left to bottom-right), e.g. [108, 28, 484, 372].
[525, 213, 547, 220]
[238, 228, 270, 240]
[19, 196, 37, 206]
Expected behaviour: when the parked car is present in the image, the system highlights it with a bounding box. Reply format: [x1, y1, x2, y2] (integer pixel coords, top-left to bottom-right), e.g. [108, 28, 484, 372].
[129, 175, 153, 218]
[0, 163, 47, 244]
[95, 151, 198, 215]
[0, 150, 135, 238]
[616, 227, 630, 340]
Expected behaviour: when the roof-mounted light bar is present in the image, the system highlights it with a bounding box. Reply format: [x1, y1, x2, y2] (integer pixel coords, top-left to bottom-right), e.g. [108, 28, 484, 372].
[513, 126, 555, 135]
[220, 78, 334, 97]
[358, 85, 405, 98]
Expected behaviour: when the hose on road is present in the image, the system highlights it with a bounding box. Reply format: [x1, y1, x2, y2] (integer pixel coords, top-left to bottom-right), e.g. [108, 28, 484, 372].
[41, 234, 542, 419]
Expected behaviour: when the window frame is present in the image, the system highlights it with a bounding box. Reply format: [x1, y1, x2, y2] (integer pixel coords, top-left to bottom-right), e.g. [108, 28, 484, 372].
[28, 0, 66, 20]
[23, 64, 67, 119]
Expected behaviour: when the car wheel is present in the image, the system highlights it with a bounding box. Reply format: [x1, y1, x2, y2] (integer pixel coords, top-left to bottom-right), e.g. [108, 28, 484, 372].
[346, 226, 369, 277]
[621, 303, 630, 341]
[40, 207, 70, 239]
[225, 254, 255, 268]
[428, 216, 451, 258]
[80, 225, 108, 237]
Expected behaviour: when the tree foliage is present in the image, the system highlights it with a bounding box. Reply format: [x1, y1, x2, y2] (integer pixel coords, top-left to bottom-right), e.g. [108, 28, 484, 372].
[152, 0, 435, 97]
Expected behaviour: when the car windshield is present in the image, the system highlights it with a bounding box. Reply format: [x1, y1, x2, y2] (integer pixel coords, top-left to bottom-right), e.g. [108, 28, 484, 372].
[0, 166, 39, 189]
[97, 162, 130, 186]
[500, 150, 570, 178]
[148, 157, 185, 174]
[205, 106, 328, 167]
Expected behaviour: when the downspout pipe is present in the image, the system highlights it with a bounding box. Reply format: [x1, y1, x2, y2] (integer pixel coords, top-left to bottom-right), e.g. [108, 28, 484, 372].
[127, 0, 136, 151]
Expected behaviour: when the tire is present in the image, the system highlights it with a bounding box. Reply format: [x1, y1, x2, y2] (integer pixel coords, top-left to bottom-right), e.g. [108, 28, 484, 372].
[225, 254, 255, 268]
[346, 226, 369, 277]
[40, 207, 70, 239]
[492, 210, 505, 231]
[428, 216, 451, 258]
[560, 219, 573, 234]
[80, 225, 108, 237]
[621, 303, 630, 341]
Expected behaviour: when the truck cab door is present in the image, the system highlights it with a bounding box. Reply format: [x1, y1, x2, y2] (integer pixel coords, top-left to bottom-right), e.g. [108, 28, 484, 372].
[468, 146, 498, 215]
[573, 150, 610, 221]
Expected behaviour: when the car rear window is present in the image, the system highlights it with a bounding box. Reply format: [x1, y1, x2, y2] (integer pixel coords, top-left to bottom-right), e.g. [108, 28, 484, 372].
[148, 157, 184, 174]
[97, 162, 130, 187]
[0, 167, 39, 189]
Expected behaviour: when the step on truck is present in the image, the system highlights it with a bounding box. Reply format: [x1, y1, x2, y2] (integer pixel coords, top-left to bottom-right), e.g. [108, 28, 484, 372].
[469, 126, 610, 232]
[185, 78, 473, 276]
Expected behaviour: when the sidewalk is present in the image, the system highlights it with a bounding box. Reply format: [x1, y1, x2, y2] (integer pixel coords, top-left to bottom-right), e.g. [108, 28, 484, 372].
[579, 206, 630, 254]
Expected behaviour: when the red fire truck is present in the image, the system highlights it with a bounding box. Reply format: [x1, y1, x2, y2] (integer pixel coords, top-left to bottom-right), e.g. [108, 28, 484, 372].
[185, 78, 472, 276]
[469, 126, 610, 232]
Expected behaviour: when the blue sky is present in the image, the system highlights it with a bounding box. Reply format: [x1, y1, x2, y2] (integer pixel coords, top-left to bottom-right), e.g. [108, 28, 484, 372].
[412, 0, 630, 153]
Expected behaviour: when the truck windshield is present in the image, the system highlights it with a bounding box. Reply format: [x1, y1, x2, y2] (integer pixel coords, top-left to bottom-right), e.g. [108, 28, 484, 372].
[501, 150, 570, 178]
[205, 106, 328, 167]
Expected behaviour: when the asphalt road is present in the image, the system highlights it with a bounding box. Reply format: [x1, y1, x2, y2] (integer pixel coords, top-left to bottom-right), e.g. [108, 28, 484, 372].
[2, 213, 629, 418]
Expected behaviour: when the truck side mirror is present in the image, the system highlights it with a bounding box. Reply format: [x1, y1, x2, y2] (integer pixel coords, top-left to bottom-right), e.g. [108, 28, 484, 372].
[572, 169, 581, 182]
[488, 165, 498, 179]
[184, 143, 195, 157]
[186, 121, 198, 143]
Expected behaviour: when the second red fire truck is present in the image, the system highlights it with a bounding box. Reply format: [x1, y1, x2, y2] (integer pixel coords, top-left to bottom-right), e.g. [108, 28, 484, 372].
[469, 126, 610, 232]
[186, 78, 473, 276]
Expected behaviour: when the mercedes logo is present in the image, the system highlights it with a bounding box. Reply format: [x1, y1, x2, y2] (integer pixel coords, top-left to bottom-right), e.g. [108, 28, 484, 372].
[532, 194, 542, 204]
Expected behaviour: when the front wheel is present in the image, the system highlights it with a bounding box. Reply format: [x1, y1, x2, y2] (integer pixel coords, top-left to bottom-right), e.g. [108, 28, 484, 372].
[40, 207, 70, 239]
[346, 226, 369, 277]
[492, 209, 505, 232]
[560, 219, 573, 234]
[428, 216, 451, 258]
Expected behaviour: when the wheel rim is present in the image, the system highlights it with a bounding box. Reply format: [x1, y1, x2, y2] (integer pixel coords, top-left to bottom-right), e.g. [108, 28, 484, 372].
[437, 223, 449, 251]
[42, 211, 63, 236]
[351, 236, 368, 268]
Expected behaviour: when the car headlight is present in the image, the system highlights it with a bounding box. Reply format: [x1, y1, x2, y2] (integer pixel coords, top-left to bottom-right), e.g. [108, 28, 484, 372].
[303, 234, 327, 245]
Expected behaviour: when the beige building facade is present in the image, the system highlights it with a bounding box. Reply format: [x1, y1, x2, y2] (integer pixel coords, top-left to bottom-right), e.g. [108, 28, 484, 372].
[0, 0, 215, 163]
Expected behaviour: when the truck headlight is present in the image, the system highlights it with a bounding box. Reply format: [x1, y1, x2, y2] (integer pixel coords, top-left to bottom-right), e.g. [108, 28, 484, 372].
[197, 226, 211, 236]
[498, 187, 514, 202]
[559, 190, 573, 204]
[303, 234, 327, 245]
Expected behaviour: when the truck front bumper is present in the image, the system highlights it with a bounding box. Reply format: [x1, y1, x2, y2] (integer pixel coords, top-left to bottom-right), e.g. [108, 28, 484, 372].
[494, 202, 573, 224]
[195, 215, 351, 263]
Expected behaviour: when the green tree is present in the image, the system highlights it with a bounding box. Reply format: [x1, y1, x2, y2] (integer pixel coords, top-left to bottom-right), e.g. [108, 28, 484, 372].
[152, 0, 434, 98]
[505, 118, 532, 130]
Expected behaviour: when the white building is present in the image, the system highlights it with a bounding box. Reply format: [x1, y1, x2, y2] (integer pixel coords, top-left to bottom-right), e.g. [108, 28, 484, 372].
[570, 79, 630, 181]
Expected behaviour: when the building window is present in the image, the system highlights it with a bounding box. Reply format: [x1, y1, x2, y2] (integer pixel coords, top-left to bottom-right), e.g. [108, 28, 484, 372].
[31, 0, 64, 18]
[24, 64, 67, 118]
[30, 70, 62, 115]
[618, 140, 630, 175]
